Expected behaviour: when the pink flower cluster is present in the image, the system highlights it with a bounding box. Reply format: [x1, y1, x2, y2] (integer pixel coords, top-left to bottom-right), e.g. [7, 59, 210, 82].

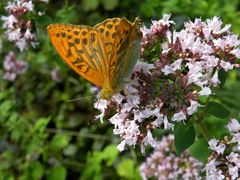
[1, 0, 48, 51]
[140, 135, 203, 180]
[3, 51, 27, 81]
[205, 119, 240, 179]
[94, 15, 240, 152]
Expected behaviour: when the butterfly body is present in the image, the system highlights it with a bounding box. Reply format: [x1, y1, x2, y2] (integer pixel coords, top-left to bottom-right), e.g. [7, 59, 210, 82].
[48, 17, 142, 99]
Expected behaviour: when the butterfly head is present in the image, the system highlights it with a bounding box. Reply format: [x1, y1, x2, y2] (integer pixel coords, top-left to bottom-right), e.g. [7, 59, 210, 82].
[134, 17, 142, 25]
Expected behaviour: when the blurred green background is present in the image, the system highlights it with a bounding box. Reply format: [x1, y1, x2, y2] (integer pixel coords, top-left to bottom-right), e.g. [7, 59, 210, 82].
[0, 0, 240, 179]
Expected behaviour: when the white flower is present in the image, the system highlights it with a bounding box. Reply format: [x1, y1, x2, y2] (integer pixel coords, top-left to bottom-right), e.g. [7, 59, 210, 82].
[206, 16, 223, 33]
[7, 28, 21, 41]
[227, 119, 240, 133]
[161, 64, 175, 75]
[187, 62, 203, 85]
[142, 130, 159, 152]
[112, 94, 124, 104]
[22, 1, 34, 11]
[208, 139, 226, 154]
[117, 140, 126, 152]
[172, 111, 186, 122]
[228, 165, 239, 179]
[226, 152, 240, 166]
[225, 34, 240, 47]
[151, 14, 174, 27]
[202, 55, 219, 69]
[199, 86, 212, 96]
[202, 27, 212, 41]
[161, 42, 171, 53]
[187, 100, 202, 115]
[230, 48, 240, 58]
[24, 29, 35, 39]
[220, 61, 233, 71]
[1, 15, 18, 29]
[232, 133, 240, 144]
[3, 72, 17, 81]
[163, 116, 173, 129]
[16, 38, 28, 51]
[133, 62, 154, 75]
[39, 0, 49, 3]
[217, 24, 231, 34]
[94, 99, 109, 122]
[211, 71, 220, 85]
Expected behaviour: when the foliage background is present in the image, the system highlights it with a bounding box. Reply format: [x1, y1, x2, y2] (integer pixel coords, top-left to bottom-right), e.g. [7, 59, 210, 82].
[0, 0, 240, 179]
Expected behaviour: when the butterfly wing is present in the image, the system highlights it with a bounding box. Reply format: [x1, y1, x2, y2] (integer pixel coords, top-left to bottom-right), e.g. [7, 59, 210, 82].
[47, 24, 108, 87]
[94, 18, 121, 64]
[110, 18, 142, 89]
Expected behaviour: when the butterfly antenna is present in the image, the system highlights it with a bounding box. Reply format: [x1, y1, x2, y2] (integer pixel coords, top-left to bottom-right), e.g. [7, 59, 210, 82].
[66, 95, 95, 102]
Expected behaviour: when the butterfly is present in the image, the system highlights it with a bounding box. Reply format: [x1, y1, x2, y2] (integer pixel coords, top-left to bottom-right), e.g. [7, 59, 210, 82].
[47, 17, 142, 99]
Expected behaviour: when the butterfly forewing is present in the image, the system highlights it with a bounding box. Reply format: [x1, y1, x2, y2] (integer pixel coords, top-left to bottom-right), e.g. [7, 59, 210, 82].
[94, 18, 122, 63]
[48, 24, 108, 87]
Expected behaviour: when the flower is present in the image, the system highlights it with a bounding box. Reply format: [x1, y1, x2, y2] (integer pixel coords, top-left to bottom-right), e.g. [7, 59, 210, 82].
[3, 51, 27, 81]
[140, 135, 203, 180]
[94, 14, 240, 152]
[205, 119, 240, 179]
[1, 0, 48, 51]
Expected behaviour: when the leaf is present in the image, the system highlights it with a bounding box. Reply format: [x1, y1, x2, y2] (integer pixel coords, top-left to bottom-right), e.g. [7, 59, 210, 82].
[82, 0, 100, 11]
[207, 102, 230, 118]
[218, 69, 227, 87]
[50, 134, 71, 151]
[47, 166, 67, 180]
[31, 161, 44, 179]
[102, 144, 119, 166]
[117, 159, 134, 179]
[174, 123, 196, 154]
[34, 117, 51, 133]
[101, 0, 119, 10]
[189, 138, 211, 162]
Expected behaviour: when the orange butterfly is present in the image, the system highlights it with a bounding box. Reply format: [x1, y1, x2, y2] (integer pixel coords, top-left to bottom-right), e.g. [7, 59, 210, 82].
[47, 17, 142, 99]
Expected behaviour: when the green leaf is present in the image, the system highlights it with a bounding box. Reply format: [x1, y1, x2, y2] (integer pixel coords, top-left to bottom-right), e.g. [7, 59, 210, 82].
[218, 69, 227, 87]
[82, 0, 100, 11]
[102, 144, 119, 166]
[174, 123, 196, 154]
[34, 117, 51, 133]
[189, 138, 211, 162]
[50, 134, 71, 151]
[117, 159, 134, 179]
[101, 0, 119, 10]
[47, 166, 67, 180]
[207, 102, 230, 118]
[31, 161, 44, 179]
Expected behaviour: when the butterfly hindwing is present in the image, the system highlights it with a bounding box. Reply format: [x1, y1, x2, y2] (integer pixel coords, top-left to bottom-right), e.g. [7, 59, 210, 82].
[48, 24, 108, 87]
[110, 18, 142, 89]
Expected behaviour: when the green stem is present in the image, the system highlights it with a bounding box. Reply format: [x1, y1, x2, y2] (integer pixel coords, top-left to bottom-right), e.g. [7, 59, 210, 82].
[196, 120, 211, 141]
